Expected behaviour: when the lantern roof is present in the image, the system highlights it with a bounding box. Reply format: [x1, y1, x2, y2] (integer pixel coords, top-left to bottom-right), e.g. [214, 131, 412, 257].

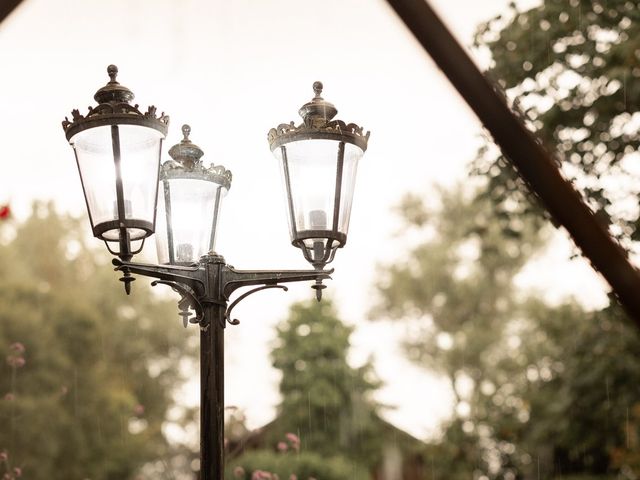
[61, 64, 169, 141]
[160, 124, 232, 190]
[267, 81, 370, 152]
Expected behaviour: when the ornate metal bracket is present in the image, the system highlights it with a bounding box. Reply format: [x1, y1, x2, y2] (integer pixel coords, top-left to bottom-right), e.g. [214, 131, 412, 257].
[225, 285, 289, 326]
[112, 256, 333, 329]
[151, 280, 204, 328]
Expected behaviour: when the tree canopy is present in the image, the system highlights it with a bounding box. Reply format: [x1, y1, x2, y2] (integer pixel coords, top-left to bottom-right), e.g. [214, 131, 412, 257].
[375, 186, 640, 478]
[374, 0, 640, 476]
[0, 203, 194, 479]
[474, 0, 640, 248]
[228, 299, 426, 480]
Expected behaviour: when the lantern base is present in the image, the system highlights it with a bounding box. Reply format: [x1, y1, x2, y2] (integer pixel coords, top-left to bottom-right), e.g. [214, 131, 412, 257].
[292, 230, 346, 270]
[93, 219, 154, 242]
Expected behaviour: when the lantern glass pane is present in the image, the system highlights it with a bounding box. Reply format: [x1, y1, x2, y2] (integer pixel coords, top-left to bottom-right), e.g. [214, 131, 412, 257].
[337, 142, 363, 233]
[275, 139, 363, 240]
[71, 124, 163, 241]
[71, 126, 118, 228]
[119, 125, 163, 226]
[156, 178, 226, 265]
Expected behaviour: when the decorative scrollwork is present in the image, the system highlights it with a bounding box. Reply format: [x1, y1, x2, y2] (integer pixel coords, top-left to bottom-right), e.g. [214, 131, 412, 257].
[160, 160, 232, 190]
[267, 82, 370, 151]
[151, 280, 204, 328]
[61, 65, 169, 138]
[62, 102, 169, 133]
[225, 285, 289, 326]
[161, 124, 232, 190]
[267, 120, 370, 147]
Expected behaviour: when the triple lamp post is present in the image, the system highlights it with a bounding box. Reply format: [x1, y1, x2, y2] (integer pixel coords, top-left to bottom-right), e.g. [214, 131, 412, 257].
[61, 65, 370, 480]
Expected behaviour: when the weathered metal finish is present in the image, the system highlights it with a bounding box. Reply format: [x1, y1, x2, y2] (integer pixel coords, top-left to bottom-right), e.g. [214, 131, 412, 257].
[200, 304, 225, 480]
[62, 65, 169, 140]
[161, 124, 232, 190]
[225, 285, 288, 325]
[385, 0, 640, 324]
[112, 253, 332, 479]
[267, 82, 370, 152]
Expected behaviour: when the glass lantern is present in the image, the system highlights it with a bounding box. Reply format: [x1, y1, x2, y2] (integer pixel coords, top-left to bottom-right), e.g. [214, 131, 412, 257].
[156, 125, 232, 265]
[268, 81, 370, 270]
[62, 65, 169, 260]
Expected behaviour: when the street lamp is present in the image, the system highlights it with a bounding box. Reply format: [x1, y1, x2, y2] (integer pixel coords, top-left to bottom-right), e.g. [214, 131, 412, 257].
[155, 124, 232, 266]
[268, 81, 370, 298]
[61, 64, 169, 292]
[62, 66, 369, 480]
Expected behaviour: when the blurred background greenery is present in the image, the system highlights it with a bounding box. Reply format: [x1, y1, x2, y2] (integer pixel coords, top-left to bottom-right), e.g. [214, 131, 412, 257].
[3, 0, 640, 479]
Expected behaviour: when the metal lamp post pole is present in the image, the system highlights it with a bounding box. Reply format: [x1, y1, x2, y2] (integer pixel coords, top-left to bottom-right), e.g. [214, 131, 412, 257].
[201, 304, 225, 480]
[112, 254, 331, 480]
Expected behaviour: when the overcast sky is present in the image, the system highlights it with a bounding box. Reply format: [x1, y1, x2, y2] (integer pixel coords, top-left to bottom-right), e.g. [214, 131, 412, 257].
[0, 0, 609, 439]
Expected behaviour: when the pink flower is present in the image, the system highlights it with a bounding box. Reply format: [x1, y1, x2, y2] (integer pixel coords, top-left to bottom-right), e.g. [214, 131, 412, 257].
[6, 356, 24, 368]
[12, 467, 21, 477]
[133, 404, 145, 416]
[0, 450, 7, 462]
[285, 432, 300, 451]
[277, 441, 288, 452]
[9, 343, 24, 355]
[252, 470, 272, 480]
[3, 393, 15, 401]
[289, 475, 297, 480]
[233, 466, 245, 478]
[6, 356, 25, 368]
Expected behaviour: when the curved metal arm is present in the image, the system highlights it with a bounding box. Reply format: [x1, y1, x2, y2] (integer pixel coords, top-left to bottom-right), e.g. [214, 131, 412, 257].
[112, 258, 206, 296]
[221, 265, 333, 299]
[225, 285, 288, 326]
[151, 280, 204, 328]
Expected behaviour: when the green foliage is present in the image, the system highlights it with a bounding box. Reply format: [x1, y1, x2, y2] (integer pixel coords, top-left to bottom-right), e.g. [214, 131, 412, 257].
[0, 203, 193, 479]
[473, 0, 640, 244]
[375, 187, 640, 478]
[376, 186, 544, 378]
[225, 449, 370, 480]
[229, 299, 404, 478]
[269, 299, 383, 466]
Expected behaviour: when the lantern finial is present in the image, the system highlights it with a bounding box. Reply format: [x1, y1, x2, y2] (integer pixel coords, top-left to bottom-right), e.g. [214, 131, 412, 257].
[107, 65, 119, 83]
[168, 124, 204, 169]
[297, 80, 337, 127]
[93, 64, 135, 105]
[313, 81, 323, 98]
[182, 124, 192, 141]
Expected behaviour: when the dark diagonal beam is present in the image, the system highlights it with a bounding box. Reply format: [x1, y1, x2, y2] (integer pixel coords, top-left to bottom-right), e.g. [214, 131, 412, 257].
[0, 0, 24, 25]
[385, 0, 640, 324]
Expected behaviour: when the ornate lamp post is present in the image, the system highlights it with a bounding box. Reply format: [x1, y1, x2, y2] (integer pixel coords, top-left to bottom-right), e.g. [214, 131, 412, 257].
[62, 66, 369, 480]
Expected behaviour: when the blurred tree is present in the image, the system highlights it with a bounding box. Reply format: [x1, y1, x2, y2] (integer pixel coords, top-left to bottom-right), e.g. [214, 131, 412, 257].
[228, 299, 426, 480]
[270, 299, 382, 466]
[374, 187, 640, 479]
[473, 0, 640, 248]
[0, 203, 194, 479]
